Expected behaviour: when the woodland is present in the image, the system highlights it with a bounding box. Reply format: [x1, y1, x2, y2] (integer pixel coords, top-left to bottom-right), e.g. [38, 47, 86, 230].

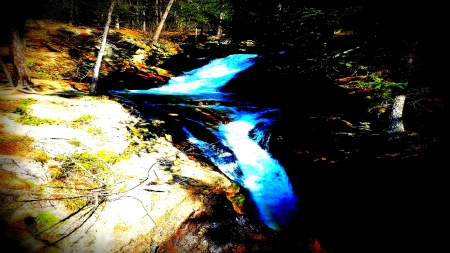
[0, 0, 447, 252]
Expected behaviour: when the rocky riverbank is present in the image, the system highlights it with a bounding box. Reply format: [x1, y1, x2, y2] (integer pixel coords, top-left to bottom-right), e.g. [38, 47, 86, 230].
[0, 92, 266, 252]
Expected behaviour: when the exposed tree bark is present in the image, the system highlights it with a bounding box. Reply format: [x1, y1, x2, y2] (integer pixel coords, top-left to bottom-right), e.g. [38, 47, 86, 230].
[388, 94, 406, 136]
[90, 0, 116, 95]
[150, 0, 175, 46]
[9, 21, 35, 93]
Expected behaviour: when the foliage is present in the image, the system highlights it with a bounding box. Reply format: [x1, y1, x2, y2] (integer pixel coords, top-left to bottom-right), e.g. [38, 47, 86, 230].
[174, 0, 232, 31]
[353, 73, 407, 99]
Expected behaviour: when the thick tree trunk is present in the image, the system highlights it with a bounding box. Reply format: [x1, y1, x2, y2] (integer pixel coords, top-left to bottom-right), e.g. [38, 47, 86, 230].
[9, 21, 33, 91]
[90, 0, 116, 95]
[388, 94, 406, 135]
[150, 0, 175, 46]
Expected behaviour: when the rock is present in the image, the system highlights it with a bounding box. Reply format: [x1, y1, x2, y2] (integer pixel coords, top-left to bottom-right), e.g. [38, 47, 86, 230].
[0, 94, 244, 253]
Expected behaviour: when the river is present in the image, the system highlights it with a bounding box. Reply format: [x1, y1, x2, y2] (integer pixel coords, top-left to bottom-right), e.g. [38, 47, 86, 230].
[109, 54, 298, 232]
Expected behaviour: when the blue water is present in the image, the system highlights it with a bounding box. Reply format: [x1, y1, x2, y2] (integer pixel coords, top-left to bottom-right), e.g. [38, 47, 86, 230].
[219, 111, 297, 231]
[113, 54, 298, 231]
[123, 54, 258, 95]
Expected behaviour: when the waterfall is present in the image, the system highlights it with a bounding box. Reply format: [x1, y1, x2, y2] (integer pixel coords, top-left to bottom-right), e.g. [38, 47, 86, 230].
[112, 54, 298, 231]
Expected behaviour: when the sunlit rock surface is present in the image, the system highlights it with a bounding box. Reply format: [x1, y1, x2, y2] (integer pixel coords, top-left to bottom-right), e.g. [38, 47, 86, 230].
[0, 94, 244, 252]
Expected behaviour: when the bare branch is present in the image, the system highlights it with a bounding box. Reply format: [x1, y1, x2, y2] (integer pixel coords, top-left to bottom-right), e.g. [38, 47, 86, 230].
[125, 195, 156, 225]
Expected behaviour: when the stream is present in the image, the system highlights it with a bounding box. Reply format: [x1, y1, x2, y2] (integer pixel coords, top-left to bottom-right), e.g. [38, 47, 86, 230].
[109, 54, 298, 231]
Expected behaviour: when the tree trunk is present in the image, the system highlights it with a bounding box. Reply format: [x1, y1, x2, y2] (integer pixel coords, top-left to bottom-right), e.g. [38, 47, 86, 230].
[69, 0, 74, 25]
[9, 21, 33, 91]
[150, 0, 175, 46]
[216, 0, 225, 39]
[388, 94, 406, 136]
[142, 3, 146, 33]
[154, 0, 160, 27]
[90, 0, 116, 95]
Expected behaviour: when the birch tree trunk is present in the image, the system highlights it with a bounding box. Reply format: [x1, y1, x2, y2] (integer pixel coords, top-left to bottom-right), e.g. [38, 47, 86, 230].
[90, 0, 116, 95]
[216, 0, 225, 39]
[150, 0, 175, 46]
[388, 94, 406, 135]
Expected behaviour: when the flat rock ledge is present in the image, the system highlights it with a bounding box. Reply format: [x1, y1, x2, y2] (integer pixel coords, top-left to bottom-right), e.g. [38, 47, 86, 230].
[0, 94, 236, 253]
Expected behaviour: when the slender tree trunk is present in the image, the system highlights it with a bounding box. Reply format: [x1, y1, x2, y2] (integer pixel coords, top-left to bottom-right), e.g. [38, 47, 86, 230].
[9, 21, 33, 91]
[115, 16, 120, 29]
[387, 39, 418, 137]
[216, 0, 224, 39]
[69, 0, 74, 25]
[142, 3, 146, 33]
[388, 94, 406, 135]
[90, 0, 116, 95]
[154, 0, 160, 27]
[150, 0, 175, 46]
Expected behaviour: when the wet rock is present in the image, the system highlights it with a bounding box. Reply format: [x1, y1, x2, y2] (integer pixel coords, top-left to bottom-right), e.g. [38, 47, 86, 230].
[157, 194, 301, 253]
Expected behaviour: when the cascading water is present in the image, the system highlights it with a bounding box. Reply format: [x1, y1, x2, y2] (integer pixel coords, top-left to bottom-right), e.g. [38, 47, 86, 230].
[219, 111, 297, 231]
[124, 54, 259, 95]
[111, 54, 298, 231]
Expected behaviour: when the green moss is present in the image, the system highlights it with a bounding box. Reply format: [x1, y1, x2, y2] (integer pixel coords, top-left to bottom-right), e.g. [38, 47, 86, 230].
[1, 98, 59, 126]
[231, 194, 246, 204]
[119, 140, 141, 160]
[67, 139, 82, 146]
[36, 211, 59, 226]
[58, 151, 103, 171]
[65, 197, 90, 212]
[35, 71, 62, 80]
[97, 150, 119, 164]
[87, 126, 103, 136]
[32, 149, 52, 165]
[15, 114, 57, 126]
[69, 115, 101, 133]
[26, 58, 35, 68]
[74, 114, 99, 122]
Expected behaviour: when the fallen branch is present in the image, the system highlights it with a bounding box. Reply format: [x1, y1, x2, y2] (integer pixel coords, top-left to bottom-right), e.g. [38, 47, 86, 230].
[333, 46, 360, 58]
[68, 154, 107, 186]
[45, 199, 106, 248]
[125, 195, 156, 225]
